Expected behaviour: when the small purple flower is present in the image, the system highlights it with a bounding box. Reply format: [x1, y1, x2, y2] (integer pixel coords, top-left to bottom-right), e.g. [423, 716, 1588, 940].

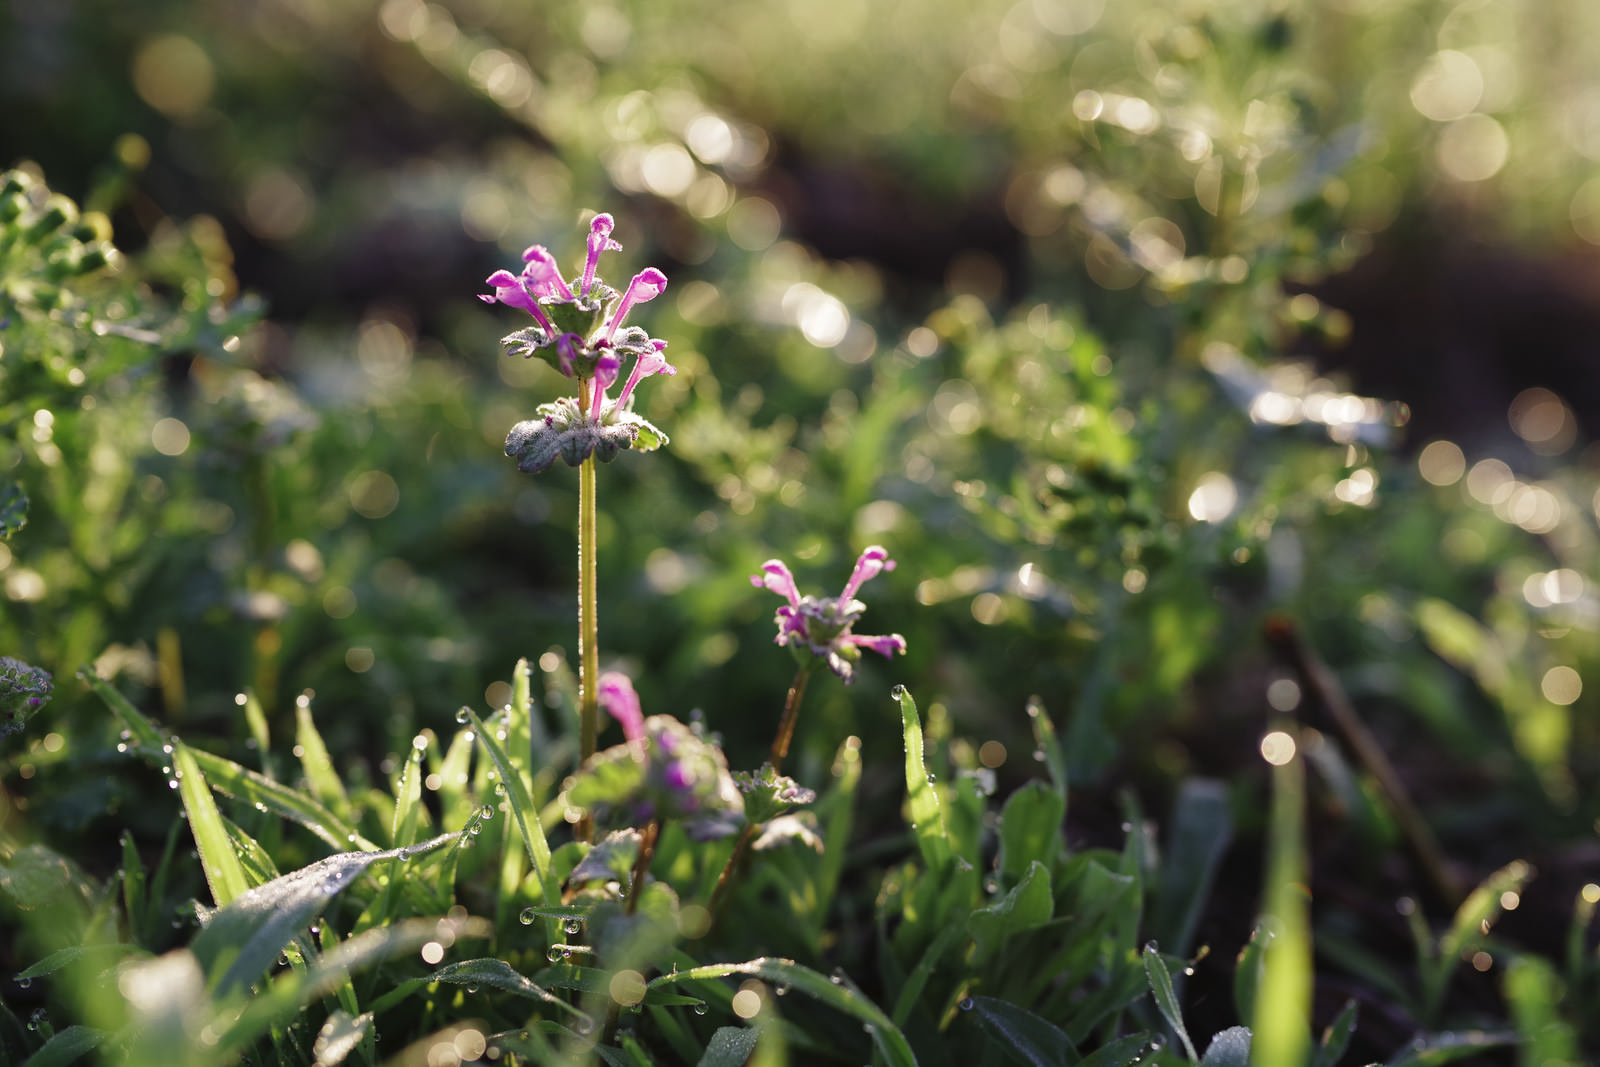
[602, 268, 669, 343]
[751, 546, 907, 684]
[582, 214, 622, 297]
[597, 671, 644, 744]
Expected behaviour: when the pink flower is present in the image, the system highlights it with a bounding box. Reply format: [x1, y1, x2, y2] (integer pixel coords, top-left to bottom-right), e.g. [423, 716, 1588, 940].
[750, 546, 906, 684]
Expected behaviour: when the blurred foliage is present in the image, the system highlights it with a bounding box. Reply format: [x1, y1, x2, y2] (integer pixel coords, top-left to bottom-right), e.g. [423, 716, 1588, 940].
[2, 0, 1600, 1062]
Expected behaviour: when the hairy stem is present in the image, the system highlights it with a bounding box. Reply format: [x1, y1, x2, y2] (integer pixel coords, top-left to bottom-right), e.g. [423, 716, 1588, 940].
[768, 665, 814, 775]
[707, 823, 755, 922]
[578, 452, 599, 769]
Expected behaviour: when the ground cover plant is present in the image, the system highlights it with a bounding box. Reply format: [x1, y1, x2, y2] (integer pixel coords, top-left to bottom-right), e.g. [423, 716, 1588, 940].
[3, 0, 1600, 1064]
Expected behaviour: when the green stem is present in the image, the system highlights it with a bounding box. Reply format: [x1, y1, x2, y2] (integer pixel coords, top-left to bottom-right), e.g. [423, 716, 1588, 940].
[769, 665, 814, 775]
[578, 451, 599, 769]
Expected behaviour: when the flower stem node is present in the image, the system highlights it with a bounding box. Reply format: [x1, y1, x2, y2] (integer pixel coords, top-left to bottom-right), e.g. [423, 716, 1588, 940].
[504, 395, 669, 474]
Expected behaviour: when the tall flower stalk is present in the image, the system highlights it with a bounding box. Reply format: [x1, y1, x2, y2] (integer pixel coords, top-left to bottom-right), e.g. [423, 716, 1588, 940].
[481, 214, 674, 787]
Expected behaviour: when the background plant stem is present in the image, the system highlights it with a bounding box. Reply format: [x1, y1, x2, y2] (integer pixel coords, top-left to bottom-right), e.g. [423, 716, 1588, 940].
[769, 664, 813, 774]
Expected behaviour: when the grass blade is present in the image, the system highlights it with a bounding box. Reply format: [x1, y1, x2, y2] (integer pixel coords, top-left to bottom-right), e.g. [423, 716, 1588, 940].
[173, 741, 251, 908]
[186, 748, 376, 852]
[295, 700, 349, 814]
[465, 709, 559, 914]
[649, 957, 916, 1067]
[893, 684, 950, 874]
[20, 1024, 105, 1067]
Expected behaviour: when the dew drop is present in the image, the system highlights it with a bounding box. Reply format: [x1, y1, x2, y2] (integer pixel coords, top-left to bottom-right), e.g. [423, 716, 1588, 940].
[691, 1001, 708, 1016]
[519, 908, 536, 926]
[466, 983, 480, 994]
[925, 772, 936, 785]
[16, 977, 31, 990]
[774, 984, 789, 996]
[959, 997, 974, 1011]
[890, 684, 906, 700]
[573, 1016, 595, 1034]
[547, 945, 569, 963]
[468, 824, 482, 837]
[455, 707, 472, 725]
[564, 918, 583, 935]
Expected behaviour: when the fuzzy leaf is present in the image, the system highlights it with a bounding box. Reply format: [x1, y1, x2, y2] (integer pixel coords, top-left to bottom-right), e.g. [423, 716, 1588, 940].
[191, 832, 454, 995]
[1143, 944, 1198, 1062]
[697, 1025, 764, 1067]
[1198, 1026, 1251, 1066]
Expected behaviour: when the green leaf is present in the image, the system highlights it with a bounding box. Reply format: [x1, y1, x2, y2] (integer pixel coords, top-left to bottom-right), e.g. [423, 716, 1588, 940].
[1149, 779, 1232, 960]
[14, 944, 144, 982]
[80, 668, 163, 750]
[970, 861, 1053, 965]
[1025, 697, 1068, 805]
[964, 996, 1077, 1066]
[187, 747, 376, 852]
[1143, 944, 1197, 1062]
[1503, 956, 1578, 1065]
[1076, 1033, 1155, 1067]
[1197, 1026, 1250, 1066]
[894, 685, 951, 873]
[1382, 1030, 1518, 1067]
[649, 957, 916, 1067]
[214, 915, 493, 1056]
[295, 702, 349, 814]
[697, 1025, 764, 1067]
[310, 1010, 371, 1067]
[1426, 860, 1532, 1017]
[172, 742, 252, 908]
[1312, 1001, 1356, 1067]
[1232, 924, 1269, 1025]
[366, 957, 584, 1023]
[20, 1024, 103, 1067]
[890, 921, 966, 1027]
[997, 780, 1064, 889]
[191, 832, 454, 995]
[464, 708, 559, 921]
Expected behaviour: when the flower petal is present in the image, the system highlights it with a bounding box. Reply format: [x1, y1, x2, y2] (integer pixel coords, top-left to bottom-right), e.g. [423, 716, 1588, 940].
[597, 671, 644, 744]
[839, 546, 895, 602]
[751, 560, 802, 606]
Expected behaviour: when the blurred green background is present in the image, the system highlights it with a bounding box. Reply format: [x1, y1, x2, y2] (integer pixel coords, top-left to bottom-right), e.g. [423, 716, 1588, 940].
[3, 0, 1600, 1052]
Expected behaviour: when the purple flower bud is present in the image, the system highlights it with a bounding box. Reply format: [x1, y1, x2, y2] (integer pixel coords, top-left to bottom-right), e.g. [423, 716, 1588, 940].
[554, 333, 585, 377]
[603, 268, 668, 342]
[582, 213, 623, 297]
[598, 671, 645, 744]
[520, 245, 576, 301]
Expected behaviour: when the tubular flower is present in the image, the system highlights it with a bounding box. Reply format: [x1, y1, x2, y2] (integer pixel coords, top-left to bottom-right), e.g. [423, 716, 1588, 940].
[750, 546, 907, 684]
[480, 212, 676, 473]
